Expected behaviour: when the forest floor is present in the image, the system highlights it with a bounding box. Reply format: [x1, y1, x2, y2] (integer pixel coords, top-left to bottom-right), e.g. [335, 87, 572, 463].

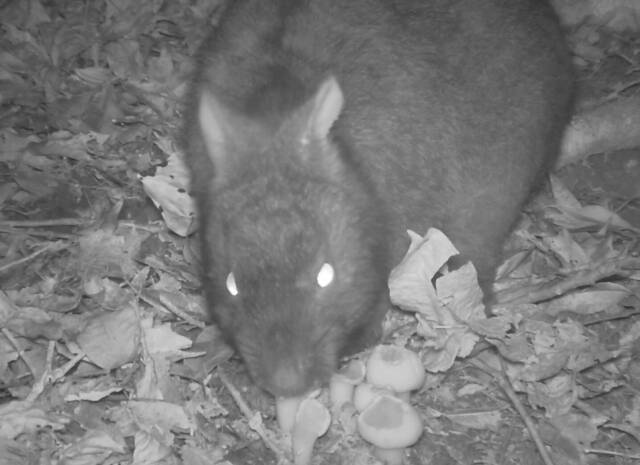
[0, 1, 639, 465]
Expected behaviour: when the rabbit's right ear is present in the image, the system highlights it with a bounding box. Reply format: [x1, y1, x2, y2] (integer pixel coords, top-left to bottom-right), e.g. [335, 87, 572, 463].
[301, 76, 344, 144]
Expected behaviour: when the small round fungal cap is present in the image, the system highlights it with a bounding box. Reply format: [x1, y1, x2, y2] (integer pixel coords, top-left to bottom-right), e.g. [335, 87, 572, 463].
[366, 345, 425, 395]
[358, 395, 423, 448]
[330, 359, 366, 408]
[357, 395, 423, 465]
[353, 382, 393, 412]
[276, 389, 322, 433]
[276, 395, 303, 433]
[292, 397, 331, 465]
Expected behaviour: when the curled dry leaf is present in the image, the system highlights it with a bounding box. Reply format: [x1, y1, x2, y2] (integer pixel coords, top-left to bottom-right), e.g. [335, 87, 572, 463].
[388, 228, 487, 372]
[388, 228, 458, 314]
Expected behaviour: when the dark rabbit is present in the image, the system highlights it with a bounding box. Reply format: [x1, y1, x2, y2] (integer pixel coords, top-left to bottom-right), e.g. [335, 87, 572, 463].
[184, 0, 574, 397]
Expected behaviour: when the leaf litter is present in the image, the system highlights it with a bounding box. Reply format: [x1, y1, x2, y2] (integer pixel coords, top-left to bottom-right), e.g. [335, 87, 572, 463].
[0, 1, 640, 465]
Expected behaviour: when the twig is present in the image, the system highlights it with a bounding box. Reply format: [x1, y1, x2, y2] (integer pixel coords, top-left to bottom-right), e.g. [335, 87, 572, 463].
[25, 342, 85, 403]
[25, 341, 56, 403]
[584, 449, 640, 460]
[0, 218, 87, 228]
[118, 221, 164, 233]
[0, 292, 41, 377]
[471, 356, 556, 465]
[0, 241, 68, 273]
[140, 290, 206, 329]
[583, 309, 640, 326]
[0, 227, 76, 239]
[496, 257, 638, 305]
[216, 367, 289, 464]
[1, 328, 39, 377]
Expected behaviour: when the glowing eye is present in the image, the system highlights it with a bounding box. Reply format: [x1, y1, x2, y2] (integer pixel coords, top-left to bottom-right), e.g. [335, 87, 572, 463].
[226, 272, 238, 296]
[316, 262, 335, 288]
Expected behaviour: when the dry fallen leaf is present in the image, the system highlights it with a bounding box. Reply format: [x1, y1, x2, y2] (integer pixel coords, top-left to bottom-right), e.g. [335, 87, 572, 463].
[388, 228, 486, 372]
[545, 175, 637, 232]
[0, 401, 68, 439]
[543, 282, 631, 316]
[76, 304, 140, 371]
[57, 429, 126, 465]
[140, 141, 197, 237]
[388, 228, 458, 314]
